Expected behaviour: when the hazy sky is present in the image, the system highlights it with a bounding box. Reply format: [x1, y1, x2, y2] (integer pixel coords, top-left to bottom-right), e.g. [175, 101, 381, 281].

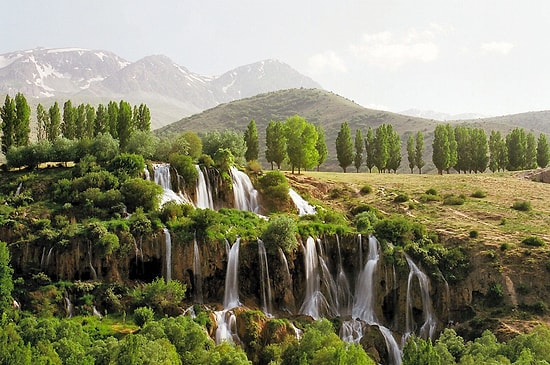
[2, 0, 550, 116]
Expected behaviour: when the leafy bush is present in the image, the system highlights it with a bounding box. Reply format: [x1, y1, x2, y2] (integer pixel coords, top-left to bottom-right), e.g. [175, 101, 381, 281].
[486, 282, 504, 306]
[349, 204, 378, 217]
[394, 193, 409, 203]
[120, 178, 162, 212]
[443, 194, 466, 206]
[258, 171, 289, 205]
[261, 214, 298, 255]
[425, 188, 438, 195]
[374, 215, 426, 246]
[471, 190, 487, 198]
[360, 185, 373, 195]
[354, 211, 378, 233]
[134, 306, 155, 327]
[131, 278, 186, 315]
[512, 200, 532, 211]
[108, 153, 146, 180]
[522, 236, 545, 247]
[469, 230, 479, 238]
[169, 153, 198, 189]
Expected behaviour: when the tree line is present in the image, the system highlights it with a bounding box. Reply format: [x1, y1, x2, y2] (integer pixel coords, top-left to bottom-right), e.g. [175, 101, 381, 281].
[334, 121, 550, 174]
[1, 93, 151, 155]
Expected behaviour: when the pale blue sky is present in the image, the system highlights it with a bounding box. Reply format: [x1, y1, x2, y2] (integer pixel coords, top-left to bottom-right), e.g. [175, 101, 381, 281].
[2, 0, 550, 116]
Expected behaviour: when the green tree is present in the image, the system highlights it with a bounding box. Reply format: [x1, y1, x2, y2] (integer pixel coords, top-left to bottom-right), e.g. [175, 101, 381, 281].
[1, 94, 16, 153]
[179, 131, 203, 160]
[374, 124, 391, 173]
[62, 100, 76, 140]
[506, 128, 527, 170]
[415, 131, 425, 174]
[127, 131, 158, 159]
[489, 130, 502, 173]
[14, 92, 31, 147]
[284, 115, 318, 174]
[407, 134, 415, 173]
[537, 133, 550, 168]
[121, 178, 162, 212]
[446, 124, 457, 173]
[117, 100, 133, 151]
[107, 101, 119, 138]
[48, 101, 61, 143]
[135, 103, 151, 132]
[202, 130, 246, 164]
[454, 126, 471, 173]
[36, 103, 49, 141]
[261, 214, 298, 255]
[432, 124, 450, 174]
[265, 120, 287, 170]
[314, 124, 327, 171]
[0, 241, 14, 313]
[525, 132, 537, 169]
[402, 336, 441, 365]
[470, 128, 488, 173]
[354, 128, 363, 172]
[387, 125, 401, 173]
[244, 120, 259, 162]
[75, 103, 86, 140]
[335, 122, 354, 172]
[365, 127, 375, 173]
[84, 104, 95, 139]
[94, 103, 109, 136]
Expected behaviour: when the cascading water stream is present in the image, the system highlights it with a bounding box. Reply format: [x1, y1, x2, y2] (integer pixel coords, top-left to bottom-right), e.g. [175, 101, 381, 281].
[229, 167, 259, 213]
[223, 237, 241, 309]
[195, 165, 215, 209]
[300, 236, 330, 319]
[15, 182, 22, 196]
[153, 163, 189, 206]
[404, 255, 438, 341]
[163, 228, 172, 281]
[288, 188, 316, 216]
[258, 239, 273, 315]
[335, 235, 352, 316]
[64, 296, 74, 318]
[193, 236, 203, 303]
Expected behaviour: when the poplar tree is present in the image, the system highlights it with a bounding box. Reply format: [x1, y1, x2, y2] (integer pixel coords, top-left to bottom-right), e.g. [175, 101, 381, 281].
[445, 124, 457, 173]
[432, 124, 450, 175]
[386, 126, 401, 173]
[537, 133, 550, 168]
[107, 101, 119, 138]
[118, 100, 133, 151]
[470, 128, 488, 173]
[315, 124, 327, 171]
[36, 103, 48, 141]
[135, 103, 151, 132]
[75, 103, 86, 139]
[525, 132, 537, 169]
[95, 104, 109, 136]
[244, 119, 259, 161]
[489, 130, 502, 173]
[14, 92, 30, 147]
[364, 127, 375, 173]
[0, 95, 16, 153]
[407, 134, 415, 173]
[354, 129, 363, 172]
[374, 124, 390, 173]
[46, 102, 61, 143]
[265, 120, 287, 170]
[284, 115, 318, 174]
[62, 100, 76, 139]
[415, 131, 425, 174]
[454, 126, 471, 173]
[506, 128, 526, 171]
[336, 122, 354, 172]
[85, 104, 95, 139]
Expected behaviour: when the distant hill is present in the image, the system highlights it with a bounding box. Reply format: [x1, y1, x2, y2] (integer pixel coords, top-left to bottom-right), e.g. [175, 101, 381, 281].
[157, 88, 550, 173]
[0, 48, 321, 128]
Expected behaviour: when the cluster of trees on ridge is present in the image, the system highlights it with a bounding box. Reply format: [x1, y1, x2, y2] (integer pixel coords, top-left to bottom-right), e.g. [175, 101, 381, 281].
[335, 122, 550, 174]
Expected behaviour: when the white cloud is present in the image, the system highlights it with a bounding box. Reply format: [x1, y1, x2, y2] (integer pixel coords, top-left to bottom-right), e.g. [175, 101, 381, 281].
[480, 41, 515, 55]
[350, 27, 441, 69]
[307, 51, 348, 74]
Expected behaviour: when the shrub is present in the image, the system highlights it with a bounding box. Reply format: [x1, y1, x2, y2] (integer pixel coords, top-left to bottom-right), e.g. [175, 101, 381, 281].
[471, 190, 487, 198]
[374, 215, 426, 246]
[350, 204, 378, 217]
[469, 230, 479, 238]
[425, 188, 438, 195]
[354, 211, 378, 233]
[108, 153, 145, 180]
[261, 215, 298, 255]
[134, 306, 155, 327]
[486, 282, 504, 306]
[512, 200, 531, 211]
[394, 193, 409, 203]
[360, 185, 373, 195]
[442, 194, 465, 206]
[258, 171, 289, 203]
[522, 236, 545, 247]
[131, 278, 186, 315]
[169, 153, 198, 189]
[500, 242, 511, 251]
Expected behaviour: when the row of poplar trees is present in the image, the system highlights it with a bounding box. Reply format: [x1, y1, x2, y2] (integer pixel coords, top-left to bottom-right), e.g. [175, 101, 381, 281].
[0, 93, 151, 155]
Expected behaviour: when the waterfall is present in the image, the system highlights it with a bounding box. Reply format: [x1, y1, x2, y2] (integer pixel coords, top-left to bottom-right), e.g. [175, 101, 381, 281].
[335, 236, 352, 316]
[153, 163, 190, 206]
[223, 237, 241, 309]
[299, 236, 330, 319]
[278, 247, 292, 288]
[15, 182, 22, 196]
[215, 310, 239, 344]
[45, 247, 54, 268]
[195, 165, 215, 209]
[288, 188, 316, 216]
[258, 239, 273, 315]
[352, 235, 380, 322]
[358, 233, 363, 270]
[404, 255, 438, 341]
[229, 167, 259, 213]
[88, 243, 98, 280]
[92, 306, 103, 319]
[193, 237, 203, 303]
[40, 247, 46, 269]
[163, 228, 172, 281]
[143, 167, 151, 181]
[64, 296, 74, 318]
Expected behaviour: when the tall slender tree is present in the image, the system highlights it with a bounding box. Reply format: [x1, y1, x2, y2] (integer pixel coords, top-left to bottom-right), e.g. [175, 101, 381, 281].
[374, 124, 390, 173]
[284, 115, 318, 174]
[244, 120, 259, 161]
[407, 134, 415, 173]
[117, 100, 133, 151]
[265, 120, 287, 170]
[525, 132, 537, 169]
[75, 103, 86, 140]
[135, 103, 151, 132]
[62, 100, 76, 139]
[364, 127, 375, 173]
[0, 95, 16, 153]
[47, 101, 61, 143]
[445, 124, 457, 173]
[94, 104, 109, 136]
[14, 92, 30, 147]
[36, 103, 48, 141]
[415, 131, 425, 174]
[470, 128, 488, 173]
[506, 128, 527, 171]
[354, 129, 363, 173]
[386, 126, 401, 173]
[335, 122, 354, 173]
[432, 124, 450, 175]
[537, 133, 550, 168]
[85, 104, 95, 139]
[107, 100, 119, 138]
[315, 124, 327, 171]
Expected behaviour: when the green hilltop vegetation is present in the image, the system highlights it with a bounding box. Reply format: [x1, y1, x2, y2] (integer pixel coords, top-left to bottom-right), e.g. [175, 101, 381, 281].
[156, 88, 550, 173]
